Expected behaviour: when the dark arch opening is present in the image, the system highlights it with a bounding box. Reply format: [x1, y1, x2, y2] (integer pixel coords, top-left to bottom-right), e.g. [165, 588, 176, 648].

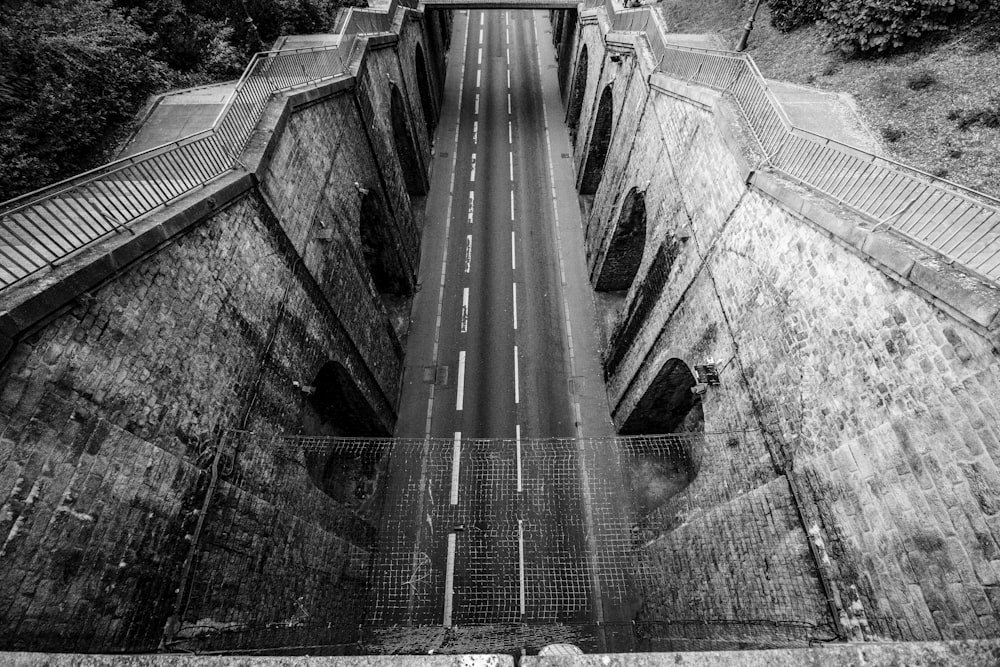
[567, 47, 588, 144]
[414, 45, 436, 139]
[596, 188, 646, 291]
[302, 361, 388, 508]
[580, 82, 613, 194]
[620, 358, 702, 516]
[621, 358, 704, 435]
[557, 11, 578, 101]
[390, 83, 426, 195]
[360, 189, 410, 296]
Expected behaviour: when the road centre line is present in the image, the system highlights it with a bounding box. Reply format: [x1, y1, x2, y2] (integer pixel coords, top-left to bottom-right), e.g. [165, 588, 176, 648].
[465, 235, 472, 273]
[476, 70, 480, 88]
[513, 345, 520, 405]
[444, 532, 457, 626]
[518, 519, 526, 616]
[507, 69, 511, 89]
[478, 48, 482, 65]
[509, 152, 514, 181]
[511, 232, 516, 271]
[512, 282, 518, 329]
[473, 120, 478, 144]
[508, 121, 512, 144]
[507, 94, 512, 115]
[481, 12, 485, 25]
[479, 28, 483, 43]
[468, 191, 475, 223]
[516, 424, 523, 493]
[474, 93, 479, 115]
[461, 287, 469, 333]
[451, 432, 461, 505]
[456, 350, 466, 411]
[471, 153, 476, 181]
[510, 191, 514, 220]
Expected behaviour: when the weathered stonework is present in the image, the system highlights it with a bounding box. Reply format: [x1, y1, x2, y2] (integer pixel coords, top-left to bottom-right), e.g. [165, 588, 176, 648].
[566, 8, 1000, 645]
[0, 3, 449, 652]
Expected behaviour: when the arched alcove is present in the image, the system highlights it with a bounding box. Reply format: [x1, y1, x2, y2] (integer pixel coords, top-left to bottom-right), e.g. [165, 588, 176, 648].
[360, 189, 410, 296]
[390, 83, 426, 195]
[596, 188, 646, 292]
[302, 361, 389, 505]
[567, 47, 588, 142]
[620, 358, 703, 516]
[621, 358, 704, 435]
[580, 83, 613, 194]
[414, 44, 436, 138]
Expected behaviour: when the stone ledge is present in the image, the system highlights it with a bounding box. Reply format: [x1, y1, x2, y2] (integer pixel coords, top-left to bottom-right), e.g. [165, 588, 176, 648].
[524, 640, 1000, 666]
[648, 73, 715, 110]
[0, 173, 255, 363]
[4, 655, 512, 667]
[750, 169, 1000, 339]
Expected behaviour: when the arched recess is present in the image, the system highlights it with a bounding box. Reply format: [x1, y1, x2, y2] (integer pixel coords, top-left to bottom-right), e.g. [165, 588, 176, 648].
[579, 82, 613, 194]
[567, 46, 588, 143]
[303, 361, 389, 505]
[620, 358, 703, 516]
[621, 358, 704, 435]
[414, 44, 436, 138]
[557, 11, 578, 101]
[596, 188, 646, 291]
[360, 189, 411, 296]
[389, 83, 427, 195]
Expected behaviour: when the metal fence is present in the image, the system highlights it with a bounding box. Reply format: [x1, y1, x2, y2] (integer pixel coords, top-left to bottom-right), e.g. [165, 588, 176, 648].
[0, 1, 417, 292]
[599, 3, 1000, 287]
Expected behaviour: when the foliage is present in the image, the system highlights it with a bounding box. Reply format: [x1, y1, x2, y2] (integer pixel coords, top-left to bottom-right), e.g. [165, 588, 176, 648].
[768, 0, 984, 53]
[0, 0, 169, 201]
[0, 0, 360, 202]
[821, 0, 981, 54]
[767, 0, 822, 32]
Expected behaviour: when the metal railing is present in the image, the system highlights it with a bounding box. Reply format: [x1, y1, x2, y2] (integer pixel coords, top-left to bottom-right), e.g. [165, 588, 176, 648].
[0, 2, 412, 293]
[602, 3, 1000, 287]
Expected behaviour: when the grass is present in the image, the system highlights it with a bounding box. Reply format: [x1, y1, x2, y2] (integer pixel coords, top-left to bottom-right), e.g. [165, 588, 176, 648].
[654, 0, 1000, 199]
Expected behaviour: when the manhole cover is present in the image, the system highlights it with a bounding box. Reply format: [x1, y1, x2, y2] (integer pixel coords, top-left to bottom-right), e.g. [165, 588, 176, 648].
[561, 153, 570, 158]
[438, 152, 449, 157]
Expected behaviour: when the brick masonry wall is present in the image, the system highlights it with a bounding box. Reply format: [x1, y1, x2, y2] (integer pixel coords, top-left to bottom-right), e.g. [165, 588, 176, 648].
[566, 18, 1000, 643]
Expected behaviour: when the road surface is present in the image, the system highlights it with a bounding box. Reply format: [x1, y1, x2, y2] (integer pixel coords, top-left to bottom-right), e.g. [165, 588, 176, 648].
[372, 10, 631, 652]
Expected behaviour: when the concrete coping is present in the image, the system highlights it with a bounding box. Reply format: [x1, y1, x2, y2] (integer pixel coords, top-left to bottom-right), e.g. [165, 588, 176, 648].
[3, 655, 513, 667]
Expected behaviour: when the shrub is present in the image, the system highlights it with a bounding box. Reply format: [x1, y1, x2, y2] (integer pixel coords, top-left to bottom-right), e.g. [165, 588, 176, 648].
[881, 125, 904, 142]
[820, 0, 981, 54]
[768, 0, 822, 32]
[906, 67, 937, 89]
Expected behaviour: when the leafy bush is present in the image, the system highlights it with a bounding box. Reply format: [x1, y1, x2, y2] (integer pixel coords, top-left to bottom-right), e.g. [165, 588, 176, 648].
[821, 0, 981, 54]
[0, 0, 169, 201]
[768, 0, 822, 32]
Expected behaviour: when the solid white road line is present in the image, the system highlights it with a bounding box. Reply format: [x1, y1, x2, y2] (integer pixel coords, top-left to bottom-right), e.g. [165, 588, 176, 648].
[516, 424, 523, 493]
[465, 234, 472, 273]
[461, 287, 469, 333]
[444, 532, 457, 626]
[456, 350, 466, 411]
[513, 345, 520, 404]
[468, 191, 475, 223]
[518, 519, 526, 616]
[451, 432, 461, 505]
[511, 232, 516, 271]
[512, 282, 518, 330]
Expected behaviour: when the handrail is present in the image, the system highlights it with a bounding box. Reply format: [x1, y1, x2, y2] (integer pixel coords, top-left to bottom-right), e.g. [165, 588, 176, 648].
[0, 3, 406, 292]
[602, 1, 1000, 286]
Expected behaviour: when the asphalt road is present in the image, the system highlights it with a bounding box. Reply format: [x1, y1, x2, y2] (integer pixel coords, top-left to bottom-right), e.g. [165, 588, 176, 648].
[377, 10, 630, 651]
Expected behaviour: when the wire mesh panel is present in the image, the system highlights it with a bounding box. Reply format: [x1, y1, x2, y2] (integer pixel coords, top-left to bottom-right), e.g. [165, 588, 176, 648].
[169, 431, 834, 655]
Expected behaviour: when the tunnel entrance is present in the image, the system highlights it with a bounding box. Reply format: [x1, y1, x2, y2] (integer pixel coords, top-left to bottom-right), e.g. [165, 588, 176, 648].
[390, 83, 427, 195]
[596, 187, 646, 291]
[579, 82, 612, 195]
[415, 44, 437, 138]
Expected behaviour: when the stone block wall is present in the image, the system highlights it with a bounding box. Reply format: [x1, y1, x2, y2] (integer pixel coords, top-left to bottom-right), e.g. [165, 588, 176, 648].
[564, 10, 1000, 644]
[0, 4, 449, 651]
